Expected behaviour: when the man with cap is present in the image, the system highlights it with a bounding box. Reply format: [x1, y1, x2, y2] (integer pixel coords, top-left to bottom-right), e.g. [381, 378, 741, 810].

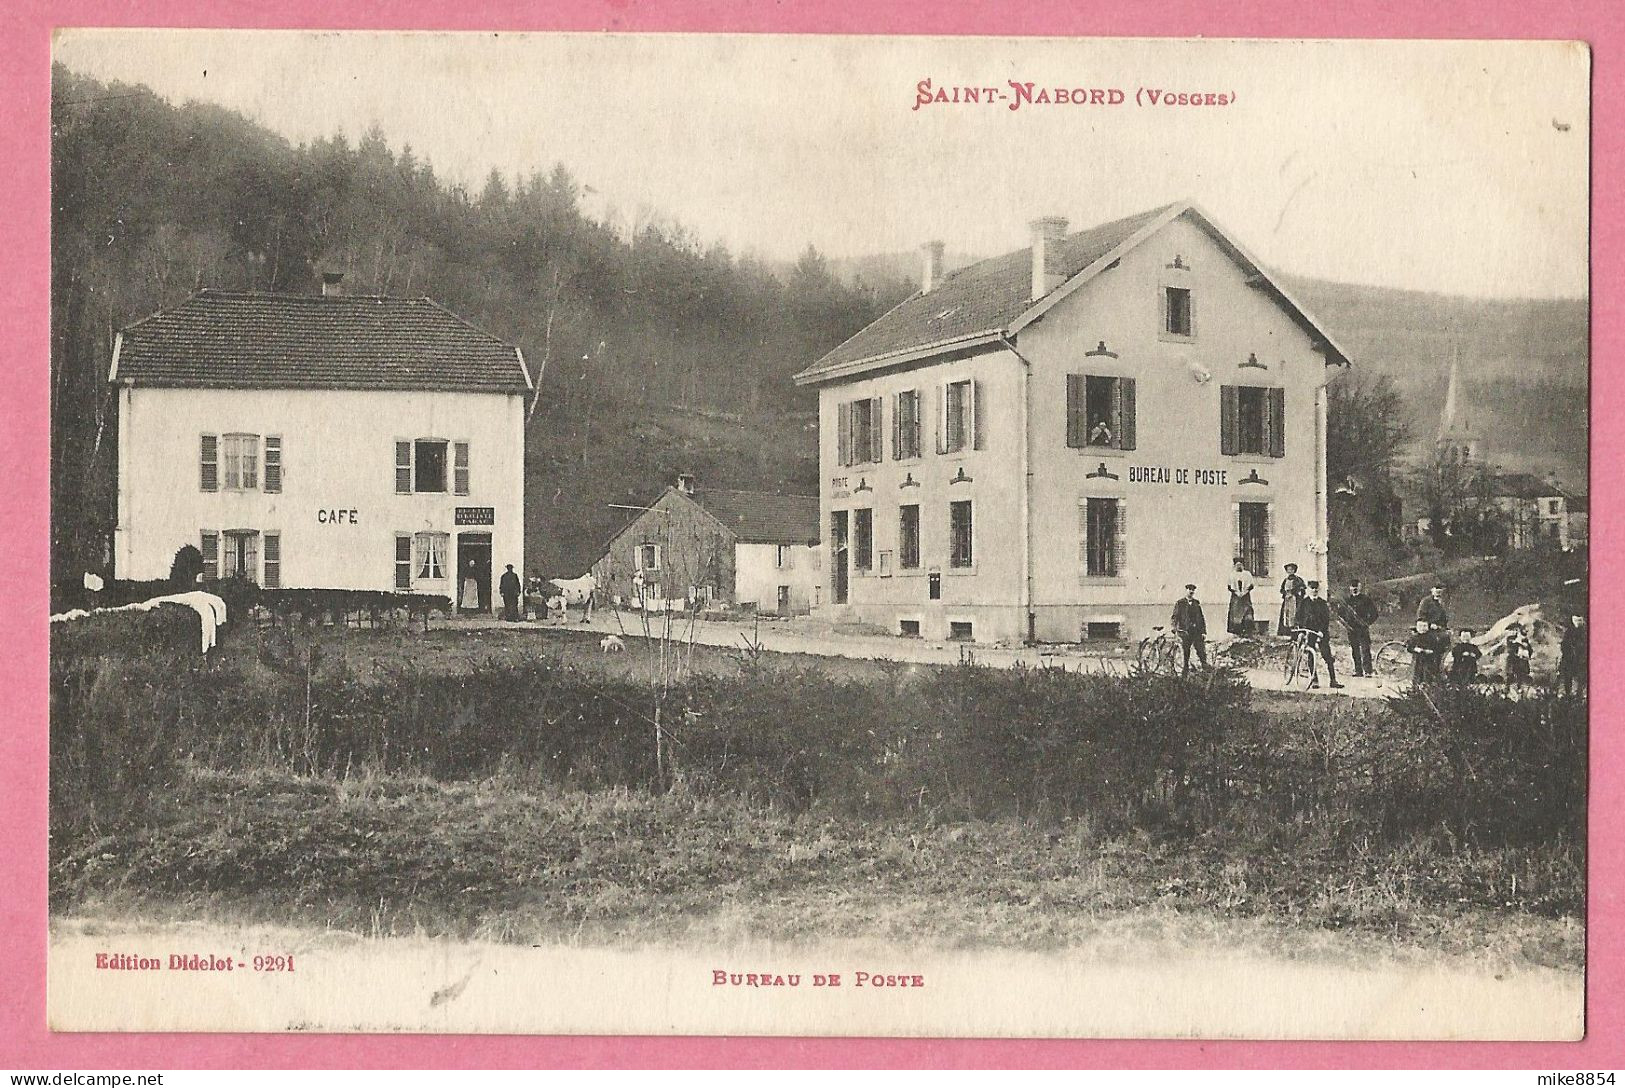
[1171, 583, 1208, 676]
[1297, 580, 1343, 689]
[499, 563, 522, 622]
[1338, 579, 1380, 677]
[1417, 584, 1449, 631]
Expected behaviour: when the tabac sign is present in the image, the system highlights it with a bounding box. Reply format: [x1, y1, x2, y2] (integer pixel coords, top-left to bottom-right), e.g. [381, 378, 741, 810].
[455, 507, 496, 526]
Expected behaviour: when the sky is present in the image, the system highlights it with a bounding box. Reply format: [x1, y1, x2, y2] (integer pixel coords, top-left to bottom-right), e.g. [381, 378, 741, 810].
[53, 31, 1590, 299]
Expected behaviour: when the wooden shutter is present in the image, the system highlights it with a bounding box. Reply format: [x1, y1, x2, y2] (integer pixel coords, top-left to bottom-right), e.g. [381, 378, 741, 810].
[1078, 500, 1090, 569]
[1268, 387, 1286, 457]
[1119, 377, 1137, 451]
[891, 393, 902, 459]
[263, 436, 282, 493]
[1232, 502, 1243, 569]
[200, 530, 218, 580]
[394, 535, 412, 590]
[933, 384, 945, 454]
[263, 532, 281, 589]
[1066, 374, 1085, 448]
[395, 441, 412, 493]
[454, 441, 470, 495]
[870, 397, 885, 463]
[1220, 386, 1239, 456]
[836, 402, 851, 466]
[200, 435, 218, 492]
[1264, 502, 1275, 577]
[1112, 498, 1128, 576]
[972, 380, 986, 450]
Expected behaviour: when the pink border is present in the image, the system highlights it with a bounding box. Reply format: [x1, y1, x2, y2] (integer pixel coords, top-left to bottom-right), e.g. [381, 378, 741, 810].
[2, 0, 1615, 1068]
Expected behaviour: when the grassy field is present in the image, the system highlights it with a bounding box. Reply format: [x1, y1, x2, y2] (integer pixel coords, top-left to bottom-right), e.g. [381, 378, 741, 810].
[49, 620, 1585, 970]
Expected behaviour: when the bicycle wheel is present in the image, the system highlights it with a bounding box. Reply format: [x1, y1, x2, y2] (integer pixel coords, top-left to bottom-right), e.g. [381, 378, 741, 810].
[1136, 637, 1158, 671]
[1374, 641, 1409, 673]
[1281, 642, 1302, 684]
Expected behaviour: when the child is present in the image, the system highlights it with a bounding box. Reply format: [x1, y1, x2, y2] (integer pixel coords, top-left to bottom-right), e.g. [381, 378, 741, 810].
[1405, 619, 1446, 685]
[1504, 622, 1533, 686]
[1448, 628, 1482, 686]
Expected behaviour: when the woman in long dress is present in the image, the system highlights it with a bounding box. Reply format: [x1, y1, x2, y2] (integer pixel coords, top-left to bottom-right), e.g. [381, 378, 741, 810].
[1277, 562, 1306, 635]
[460, 559, 481, 612]
[1226, 558, 1256, 635]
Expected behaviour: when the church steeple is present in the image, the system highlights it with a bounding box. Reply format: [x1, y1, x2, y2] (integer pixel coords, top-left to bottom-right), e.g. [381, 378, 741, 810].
[1437, 343, 1479, 464]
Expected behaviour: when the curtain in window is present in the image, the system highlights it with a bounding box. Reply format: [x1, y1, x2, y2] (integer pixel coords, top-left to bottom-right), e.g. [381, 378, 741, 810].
[415, 533, 447, 580]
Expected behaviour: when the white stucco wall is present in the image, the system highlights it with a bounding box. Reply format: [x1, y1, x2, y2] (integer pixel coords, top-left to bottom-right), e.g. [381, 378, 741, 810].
[734, 542, 822, 614]
[115, 386, 527, 605]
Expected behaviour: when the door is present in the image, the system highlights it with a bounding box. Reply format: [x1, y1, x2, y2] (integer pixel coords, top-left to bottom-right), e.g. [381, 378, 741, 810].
[831, 511, 849, 605]
[457, 532, 493, 613]
[777, 585, 791, 616]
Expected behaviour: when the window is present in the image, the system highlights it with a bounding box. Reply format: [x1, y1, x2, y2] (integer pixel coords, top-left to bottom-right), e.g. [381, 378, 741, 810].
[1164, 286, 1193, 337]
[943, 380, 971, 452]
[1082, 497, 1125, 577]
[853, 508, 873, 571]
[414, 440, 449, 493]
[263, 532, 281, 588]
[776, 544, 794, 570]
[893, 390, 923, 460]
[263, 436, 283, 493]
[200, 435, 219, 492]
[1237, 501, 1272, 579]
[949, 500, 973, 568]
[414, 532, 448, 581]
[222, 434, 259, 491]
[837, 397, 883, 466]
[1221, 386, 1285, 457]
[453, 442, 470, 496]
[899, 619, 921, 638]
[1086, 621, 1123, 641]
[1066, 375, 1137, 450]
[222, 530, 259, 581]
[949, 621, 974, 641]
[638, 543, 661, 573]
[200, 530, 219, 580]
[395, 535, 412, 590]
[898, 504, 921, 569]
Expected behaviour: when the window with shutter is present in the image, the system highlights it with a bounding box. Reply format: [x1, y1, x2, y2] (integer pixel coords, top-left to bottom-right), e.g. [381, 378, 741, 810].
[899, 504, 921, 569]
[263, 532, 281, 588]
[200, 435, 219, 492]
[853, 508, 874, 571]
[263, 436, 283, 493]
[1239, 502, 1270, 578]
[1267, 387, 1286, 458]
[1220, 386, 1239, 455]
[200, 530, 219, 580]
[454, 441, 470, 495]
[394, 534, 412, 589]
[949, 500, 973, 568]
[1231, 386, 1272, 456]
[1083, 498, 1122, 577]
[944, 380, 972, 453]
[222, 434, 259, 491]
[395, 441, 412, 493]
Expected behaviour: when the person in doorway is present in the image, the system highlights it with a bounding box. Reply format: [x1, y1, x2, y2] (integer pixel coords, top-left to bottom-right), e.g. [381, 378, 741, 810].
[1560, 614, 1587, 696]
[460, 558, 481, 613]
[1417, 584, 1449, 631]
[1226, 558, 1256, 636]
[1406, 619, 1447, 685]
[1277, 563, 1306, 636]
[1298, 581, 1343, 689]
[1504, 622, 1533, 686]
[1172, 583, 1209, 676]
[1339, 580, 1380, 677]
[499, 564, 522, 622]
[1448, 628, 1483, 686]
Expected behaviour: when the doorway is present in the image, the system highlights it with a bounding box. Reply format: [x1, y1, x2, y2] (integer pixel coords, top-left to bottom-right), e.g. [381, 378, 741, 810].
[457, 532, 493, 613]
[777, 585, 791, 616]
[830, 511, 849, 605]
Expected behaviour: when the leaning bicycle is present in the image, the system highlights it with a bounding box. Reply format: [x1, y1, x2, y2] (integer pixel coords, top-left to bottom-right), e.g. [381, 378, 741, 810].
[1279, 627, 1321, 688]
[1136, 625, 1181, 674]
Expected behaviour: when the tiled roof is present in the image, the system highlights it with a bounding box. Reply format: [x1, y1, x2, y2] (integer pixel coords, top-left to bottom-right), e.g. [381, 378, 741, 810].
[796, 205, 1175, 381]
[1494, 473, 1564, 500]
[113, 290, 530, 394]
[690, 489, 820, 545]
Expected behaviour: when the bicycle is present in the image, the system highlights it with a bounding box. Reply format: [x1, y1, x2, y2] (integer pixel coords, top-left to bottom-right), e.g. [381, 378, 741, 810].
[1373, 639, 1410, 675]
[1279, 627, 1321, 687]
[1136, 625, 1182, 673]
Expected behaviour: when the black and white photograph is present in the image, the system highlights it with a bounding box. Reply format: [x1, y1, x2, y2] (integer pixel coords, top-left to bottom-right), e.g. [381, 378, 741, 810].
[45, 31, 1589, 1037]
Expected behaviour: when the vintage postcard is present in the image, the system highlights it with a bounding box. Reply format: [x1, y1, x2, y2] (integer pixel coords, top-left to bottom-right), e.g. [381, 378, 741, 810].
[44, 30, 1589, 1038]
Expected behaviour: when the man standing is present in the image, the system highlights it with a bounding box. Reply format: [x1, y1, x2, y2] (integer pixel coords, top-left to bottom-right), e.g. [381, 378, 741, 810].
[1172, 583, 1209, 676]
[1340, 579, 1380, 677]
[1504, 621, 1533, 686]
[1298, 581, 1343, 689]
[1417, 584, 1449, 631]
[1560, 614, 1587, 696]
[499, 563, 522, 622]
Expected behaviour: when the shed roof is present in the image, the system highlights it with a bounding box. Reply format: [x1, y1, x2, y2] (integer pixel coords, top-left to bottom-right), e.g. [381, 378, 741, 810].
[689, 489, 820, 545]
[112, 290, 531, 394]
[794, 201, 1351, 384]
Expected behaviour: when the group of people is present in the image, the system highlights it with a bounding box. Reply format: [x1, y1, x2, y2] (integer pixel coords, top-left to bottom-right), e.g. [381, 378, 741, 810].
[1169, 566, 1588, 693]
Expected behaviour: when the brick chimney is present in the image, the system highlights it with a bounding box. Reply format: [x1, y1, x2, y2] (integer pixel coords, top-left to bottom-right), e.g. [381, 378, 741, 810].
[676, 473, 696, 495]
[920, 240, 946, 293]
[321, 270, 345, 297]
[1028, 216, 1069, 299]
